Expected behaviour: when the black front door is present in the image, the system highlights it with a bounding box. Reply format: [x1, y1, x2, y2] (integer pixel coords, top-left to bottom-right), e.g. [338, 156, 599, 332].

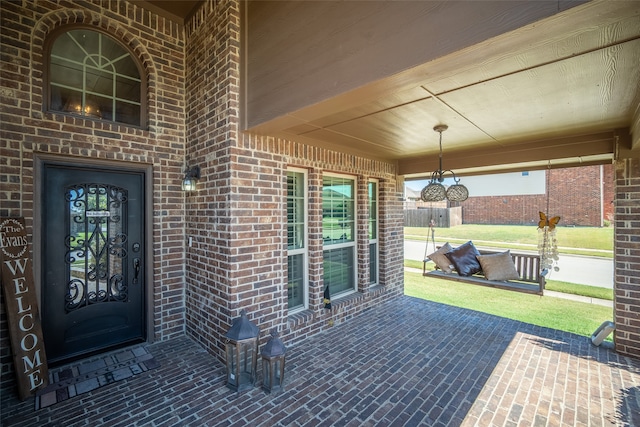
[41, 163, 146, 364]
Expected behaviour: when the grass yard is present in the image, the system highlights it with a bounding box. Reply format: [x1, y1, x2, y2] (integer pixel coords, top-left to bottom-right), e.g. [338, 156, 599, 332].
[404, 270, 613, 339]
[405, 224, 613, 258]
[402, 223, 614, 336]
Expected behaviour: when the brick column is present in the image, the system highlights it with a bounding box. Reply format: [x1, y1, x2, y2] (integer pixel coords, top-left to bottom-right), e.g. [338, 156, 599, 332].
[307, 169, 325, 312]
[357, 175, 370, 291]
[184, 0, 244, 358]
[378, 178, 405, 291]
[614, 157, 640, 357]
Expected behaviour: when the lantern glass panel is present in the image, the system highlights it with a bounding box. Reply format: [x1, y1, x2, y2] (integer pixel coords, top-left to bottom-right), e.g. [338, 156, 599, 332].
[225, 339, 257, 392]
[263, 359, 272, 389]
[262, 355, 286, 393]
[240, 343, 256, 378]
[272, 360, 282, 387]
[225, 343, 237, 386]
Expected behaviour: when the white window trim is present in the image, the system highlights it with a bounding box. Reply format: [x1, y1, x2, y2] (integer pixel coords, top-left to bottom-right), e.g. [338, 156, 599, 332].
[369, 179, 379, 286]
[287, 167, 308, 313]
[322, 172, 357, 298]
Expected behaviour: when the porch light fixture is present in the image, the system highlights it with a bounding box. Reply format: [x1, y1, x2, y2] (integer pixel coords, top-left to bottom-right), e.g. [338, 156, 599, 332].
[182, 165, 201, 192]
[224, 310, 259, 392]
[420, 125, 469, 202]
[261, 330, 287, 394]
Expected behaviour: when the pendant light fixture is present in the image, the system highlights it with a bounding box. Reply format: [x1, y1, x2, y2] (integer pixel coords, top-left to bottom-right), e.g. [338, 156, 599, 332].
[420, 125, 469, 202]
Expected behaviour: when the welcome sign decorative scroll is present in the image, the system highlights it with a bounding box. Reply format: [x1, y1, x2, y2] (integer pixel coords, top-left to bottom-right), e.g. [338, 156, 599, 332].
[0, 217, 49, 400]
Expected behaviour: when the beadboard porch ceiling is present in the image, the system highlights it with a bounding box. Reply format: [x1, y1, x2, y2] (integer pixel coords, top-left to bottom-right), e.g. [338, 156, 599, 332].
[147, 0, 640, 178]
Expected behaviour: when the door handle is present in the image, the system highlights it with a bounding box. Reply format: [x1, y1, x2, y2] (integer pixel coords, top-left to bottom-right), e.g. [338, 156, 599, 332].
[133, 258, 140, 284]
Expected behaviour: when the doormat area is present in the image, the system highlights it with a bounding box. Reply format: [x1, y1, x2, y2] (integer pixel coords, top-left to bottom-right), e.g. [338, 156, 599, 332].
[35, 345, 160, 410]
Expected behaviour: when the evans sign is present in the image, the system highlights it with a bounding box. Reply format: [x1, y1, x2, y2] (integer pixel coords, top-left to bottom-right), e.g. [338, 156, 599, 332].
[0, 217, 48, 400]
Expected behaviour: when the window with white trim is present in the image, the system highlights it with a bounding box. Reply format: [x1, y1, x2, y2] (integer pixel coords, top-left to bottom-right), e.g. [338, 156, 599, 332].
[368, 180, 379, 285]
[287, 169, 308, 311]
[322, 174, 356, 297]
[47, 28, 144, 127]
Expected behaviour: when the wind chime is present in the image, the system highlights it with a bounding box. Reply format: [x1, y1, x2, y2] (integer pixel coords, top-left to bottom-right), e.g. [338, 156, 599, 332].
[537, 166, 561, 274]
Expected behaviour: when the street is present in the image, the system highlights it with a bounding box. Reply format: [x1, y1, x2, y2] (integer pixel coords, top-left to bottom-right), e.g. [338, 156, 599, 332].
[404, 239, 614, 289]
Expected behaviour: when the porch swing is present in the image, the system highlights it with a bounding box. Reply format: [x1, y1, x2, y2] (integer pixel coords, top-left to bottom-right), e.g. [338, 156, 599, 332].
[421, 169, 559, 296]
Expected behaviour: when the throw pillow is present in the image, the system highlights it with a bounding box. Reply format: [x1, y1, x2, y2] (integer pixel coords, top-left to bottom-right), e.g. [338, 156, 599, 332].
[446, 241, 482, 277]
[427, 243, 454, 273]
[477, 250, 520, 281]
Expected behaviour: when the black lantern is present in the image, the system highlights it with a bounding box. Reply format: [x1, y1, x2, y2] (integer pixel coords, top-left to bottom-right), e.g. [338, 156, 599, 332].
[224, 310, 259, 392]
[261, 330, 287, 393]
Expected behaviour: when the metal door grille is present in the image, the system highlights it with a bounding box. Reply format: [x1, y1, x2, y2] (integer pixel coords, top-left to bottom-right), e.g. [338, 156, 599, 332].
[64, 183, 129, 312]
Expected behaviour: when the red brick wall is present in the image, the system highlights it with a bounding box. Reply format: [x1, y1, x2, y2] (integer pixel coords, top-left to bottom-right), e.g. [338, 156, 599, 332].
[614, 157, 640, 358]
[460, 193, 547, 226]
[182, 0, 241, 357]
[1, 0, 186, 395]
[0, 1, 405, 400]
[183, 1, 405, 360]
[461, 165, 612, 227]
[253, 139, 405, 348]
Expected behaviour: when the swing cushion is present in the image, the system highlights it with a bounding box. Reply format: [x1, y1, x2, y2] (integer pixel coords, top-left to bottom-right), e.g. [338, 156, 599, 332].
[427, 242, 454, 273]
[477, 250, 520, 281]
[446, 241, 482, 277]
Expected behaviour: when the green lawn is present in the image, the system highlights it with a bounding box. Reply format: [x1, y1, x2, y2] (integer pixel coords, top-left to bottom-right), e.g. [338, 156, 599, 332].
[404, 270, 613, 338]
[405, 224, 613, 258]
[402, 223, 614, 334]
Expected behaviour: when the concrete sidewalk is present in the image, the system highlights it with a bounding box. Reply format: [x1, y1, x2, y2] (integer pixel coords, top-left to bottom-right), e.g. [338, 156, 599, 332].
[544, 290, 613, 307]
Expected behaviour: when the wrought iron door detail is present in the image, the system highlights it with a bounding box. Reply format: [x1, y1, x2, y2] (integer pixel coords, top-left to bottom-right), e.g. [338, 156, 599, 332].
[64, 183, 129, 312]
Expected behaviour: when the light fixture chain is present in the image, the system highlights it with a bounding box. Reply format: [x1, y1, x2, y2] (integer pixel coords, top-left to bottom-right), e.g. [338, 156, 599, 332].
[438, 129, 443, 176]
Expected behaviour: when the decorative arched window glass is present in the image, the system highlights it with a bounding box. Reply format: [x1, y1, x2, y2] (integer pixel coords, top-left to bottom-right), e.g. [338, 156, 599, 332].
[47, 28, 145, 127]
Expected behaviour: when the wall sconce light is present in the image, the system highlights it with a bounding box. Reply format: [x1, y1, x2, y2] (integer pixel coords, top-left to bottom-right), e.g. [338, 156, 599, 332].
[182, 165, 201, 192]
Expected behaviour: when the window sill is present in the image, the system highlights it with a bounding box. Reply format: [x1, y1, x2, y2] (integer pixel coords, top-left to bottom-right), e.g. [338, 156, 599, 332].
[368, 284, 385, 295]
[331, 291, 365, 309]
[43, 111, 148, 134]
[287, 309, 314, 328]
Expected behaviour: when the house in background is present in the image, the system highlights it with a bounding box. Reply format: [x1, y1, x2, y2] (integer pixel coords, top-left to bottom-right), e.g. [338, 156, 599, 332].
[405, 164, 615, 227]
[1, 0, 638, 401]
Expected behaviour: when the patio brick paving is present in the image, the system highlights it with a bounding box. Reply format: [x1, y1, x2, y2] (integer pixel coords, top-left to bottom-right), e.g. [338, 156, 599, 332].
[1, 296, 639, 426]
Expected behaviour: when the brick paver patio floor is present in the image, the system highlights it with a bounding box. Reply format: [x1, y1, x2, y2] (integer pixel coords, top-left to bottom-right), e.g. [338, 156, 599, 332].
[2, 296, 639, 426]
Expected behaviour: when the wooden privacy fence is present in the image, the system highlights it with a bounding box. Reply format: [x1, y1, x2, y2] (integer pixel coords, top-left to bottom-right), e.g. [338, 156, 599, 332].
[404, 206, 462, 228]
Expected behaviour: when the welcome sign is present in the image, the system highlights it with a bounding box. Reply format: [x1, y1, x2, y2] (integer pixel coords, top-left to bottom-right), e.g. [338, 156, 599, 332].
[0, 217, 48, 400]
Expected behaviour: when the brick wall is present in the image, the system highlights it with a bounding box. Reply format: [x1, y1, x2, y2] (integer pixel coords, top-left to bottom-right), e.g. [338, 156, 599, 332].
[0, 0, 404, 400]
[251, 138, 405, 349]
[0, 0, 187, 395]
[182, 0, 241, 357]
[614, 157, 640, 357]
[183, 1, 404, 360]
[461, 165, 613, 227]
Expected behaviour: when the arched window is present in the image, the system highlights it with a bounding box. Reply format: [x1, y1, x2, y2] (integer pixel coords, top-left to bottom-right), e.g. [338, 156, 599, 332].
[47, 28, 145, 127]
